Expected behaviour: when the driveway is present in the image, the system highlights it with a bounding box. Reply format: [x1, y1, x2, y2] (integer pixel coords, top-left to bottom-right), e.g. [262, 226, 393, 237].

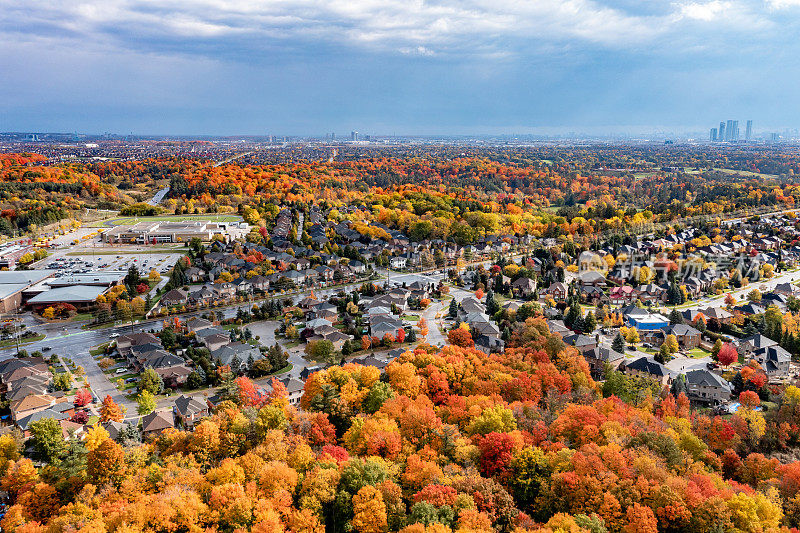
[666, 354, 712, 373]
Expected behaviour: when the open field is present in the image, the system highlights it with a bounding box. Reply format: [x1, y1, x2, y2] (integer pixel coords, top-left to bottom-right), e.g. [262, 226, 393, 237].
[95, 214, 241, 227]
[712, 168, 779, 180]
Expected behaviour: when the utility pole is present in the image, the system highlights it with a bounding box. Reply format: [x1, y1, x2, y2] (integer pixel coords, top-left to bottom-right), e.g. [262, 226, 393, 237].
[13, 309, 20, 354]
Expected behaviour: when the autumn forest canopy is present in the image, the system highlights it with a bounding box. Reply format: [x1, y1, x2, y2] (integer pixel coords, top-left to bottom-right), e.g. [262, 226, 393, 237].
[1, 144, 800, 240]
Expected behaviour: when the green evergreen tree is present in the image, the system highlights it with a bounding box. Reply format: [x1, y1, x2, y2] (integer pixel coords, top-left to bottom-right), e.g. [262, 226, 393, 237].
[583, 311, 597, 333]
[612, 333, 626, 353]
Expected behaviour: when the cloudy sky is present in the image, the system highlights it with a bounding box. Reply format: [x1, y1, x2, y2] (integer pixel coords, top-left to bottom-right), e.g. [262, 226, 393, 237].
[1, 0, 798, 135]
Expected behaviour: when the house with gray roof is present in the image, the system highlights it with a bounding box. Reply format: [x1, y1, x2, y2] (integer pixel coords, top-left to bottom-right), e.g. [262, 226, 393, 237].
[211, 342, 263, 370]
[174, 395, 209, 429]
[685, 369, 731, 404]
[753, 345, 792, 378]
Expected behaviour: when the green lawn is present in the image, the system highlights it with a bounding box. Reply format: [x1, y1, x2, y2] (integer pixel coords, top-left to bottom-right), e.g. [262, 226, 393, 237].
[404, 315, 421, 322]
[686, 347, 711, 359]
[118, 381, 138, 391]
[104, 214, 241, 226]
[270, 363, 293, 375]
[0, 333, 46, 348]
[90, 343, 110, 356]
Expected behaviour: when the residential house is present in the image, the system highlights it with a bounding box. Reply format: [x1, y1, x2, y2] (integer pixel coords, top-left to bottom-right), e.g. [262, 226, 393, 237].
[753, 345, 792, 378]
[577, 271, 608, 287]
[186, 317, 213, 334]
[141, 411, 175, 439]
[160, 289, 189, 307]
[475, 335, 505, 354]
[685, 369, 731, 404]
[280, 378, 305, 406]
[174, 395, 210, 429]
[562, 333, 598, 353]
[621, 357, 673, 386]
[115, 332, 160, 354]
[371, 318, 403, 341]
[584, 346, 625, 378]
[155, 365, 193, 388]
[636, 284, 667, 304]
[310, 302, 339, 322]
[511, 277, 536, 297]
[581, 285, 605, 305]
[609, 286, 639, 306]
[702, 307, 733, 325]
[16, 408, 70, 435]
[211, 343, 263, 370]
[390, 256, 407, 269]
[11, 393, 56, 424]
[662, 324, 702, 349]
[545, 282, 567, 301]
[739, 334, 778, 357]
[102, 420, 126, 441]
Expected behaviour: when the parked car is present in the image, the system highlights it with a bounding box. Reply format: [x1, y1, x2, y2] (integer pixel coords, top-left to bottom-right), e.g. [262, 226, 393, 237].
[42, 346, 51, 352]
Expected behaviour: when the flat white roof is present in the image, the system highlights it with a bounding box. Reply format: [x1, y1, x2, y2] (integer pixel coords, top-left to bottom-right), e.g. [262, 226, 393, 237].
[0, 270, 55, 285]
[27, 285, 107, 304]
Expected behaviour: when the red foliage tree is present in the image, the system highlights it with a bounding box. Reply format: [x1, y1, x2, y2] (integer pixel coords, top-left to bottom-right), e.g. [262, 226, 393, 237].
[413, 484, 459, 507]
[320, 445, 349, 462]
[739, 390, 761, 409]
[236, 376, 264, 407]
[448, 328, 474, 348]
[74, 388, 92, 407]
[749, 372, 768, 389]
[717, 343, 738, 367]
[478, 432, 517, 481]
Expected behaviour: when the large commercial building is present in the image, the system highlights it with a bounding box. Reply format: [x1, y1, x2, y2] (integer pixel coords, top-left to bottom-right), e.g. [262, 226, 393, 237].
[0, 270, 56, 313]
[746, 120, 753, 141]
[102, 220, 248, 244]
[22, 271, 127, 311]
[0, 244, 35, 269]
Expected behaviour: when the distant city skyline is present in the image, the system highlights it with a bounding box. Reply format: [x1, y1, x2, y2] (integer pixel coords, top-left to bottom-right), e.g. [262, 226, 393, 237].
[4, 123, 800, 142]
[2, 0, 800, 135]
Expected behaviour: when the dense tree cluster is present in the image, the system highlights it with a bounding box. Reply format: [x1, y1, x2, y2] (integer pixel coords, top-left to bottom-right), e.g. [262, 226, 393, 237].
[4, 317, 800, 532]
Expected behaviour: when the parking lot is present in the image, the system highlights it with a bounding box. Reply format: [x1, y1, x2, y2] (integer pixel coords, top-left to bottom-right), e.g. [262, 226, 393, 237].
[40, 252, 183, 277]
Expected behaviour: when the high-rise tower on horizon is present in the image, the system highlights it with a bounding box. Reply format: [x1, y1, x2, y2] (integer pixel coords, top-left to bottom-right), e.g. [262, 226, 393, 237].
[718, 121, 726, 142]
[746, 120, 753, 141]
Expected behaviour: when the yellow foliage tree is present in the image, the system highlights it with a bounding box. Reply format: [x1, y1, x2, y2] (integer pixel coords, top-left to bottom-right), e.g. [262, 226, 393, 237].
[352, 485, 388, 533]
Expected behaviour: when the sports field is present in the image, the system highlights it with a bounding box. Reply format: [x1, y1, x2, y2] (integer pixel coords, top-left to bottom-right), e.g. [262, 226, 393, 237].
[96, 214, 242, 227]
